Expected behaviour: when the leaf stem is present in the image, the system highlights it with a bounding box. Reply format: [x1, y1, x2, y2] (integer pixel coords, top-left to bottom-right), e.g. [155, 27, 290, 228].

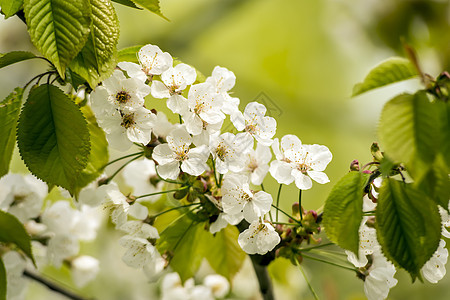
[152, 203, 201, 219]
[271, 204, 302, 225]
[298, 189, 303, 221]
[105, 155, 142, 184]
[275, 184, 282, 222]
[298, 242, 334, 251]
[211, 158, 220, 188]
[300, 253, 357, 272]
[295, 258, 319, 300]
[135, 186, 188, 200]
[23, 269, 91, 300]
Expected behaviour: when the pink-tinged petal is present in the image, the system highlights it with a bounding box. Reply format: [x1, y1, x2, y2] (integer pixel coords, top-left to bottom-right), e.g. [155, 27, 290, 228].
[269, 160, 294, 185]
[157, 161, 180, 180]
[151, 81, 170, 99]
[152, 144, 174, 165]
[307, 170, 330, 184]
[292, 170, 313, 190]
[167, 94, 188, 114]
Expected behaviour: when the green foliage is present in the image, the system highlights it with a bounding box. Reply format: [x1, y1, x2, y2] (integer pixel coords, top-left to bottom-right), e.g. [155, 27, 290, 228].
[118, 45, 142, 63]
[0, 51, 37, 69]
[0, 211, 35, 265]
[205, 225, 246, 281]
[352, 57, 418, 96]
[111, 0, 141, 9]
[418, 155, 450, 211]
[378, 92, 440, 181]
[70, 0, 120, 88]
[322, 171, 368, 255]
[0, 257, 5, 300]
[376, 178, 441, 281]
[23, 0, 91, 78]
[131, 0, 168, 20]
[71, 105, 109, 197]
[438, 101, 450, 170]
[0, 88, 23, 178]
[0, 0, 23, 18]
[156, 217, 209, 282]
[17, 84, 90, 195]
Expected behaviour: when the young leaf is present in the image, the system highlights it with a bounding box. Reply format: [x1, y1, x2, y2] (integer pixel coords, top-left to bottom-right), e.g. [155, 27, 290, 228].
[0, 51, 37, 69]
[0, 211, 35, 265]
[70, 0, 120, 88]
[23, 0, 91, 78]
[378, 92, 440, 181]
[111, 0, 142, 9]
[17, 84, 90, 195]
[438, 101, 450, 171]
[130, 0, 168, 20]
[0, 0, 23, 18]
[322, 171, 368, 255]
[156, 217, 209, 282]
[417, 155, 450, 211]
[376, 178, 441, 280]
[205, 225, 246, 281]
[352, 57, 418, 97]
[0, 88, 23, 178]
[118, 45, 142, 63]
[72, 105, 109, 197]
[0, 257, 5, 300]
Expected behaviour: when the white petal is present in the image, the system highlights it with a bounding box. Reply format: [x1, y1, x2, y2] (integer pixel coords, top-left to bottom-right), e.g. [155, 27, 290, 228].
[157, 161, 180, 180]
[118, 61, 147, 82]
[307, 170, 330, 184]
[292, 170, 313, 190]
[167, 94, 188, 114]
[151, 80, 170, 98]
[269, 160, 294, 185]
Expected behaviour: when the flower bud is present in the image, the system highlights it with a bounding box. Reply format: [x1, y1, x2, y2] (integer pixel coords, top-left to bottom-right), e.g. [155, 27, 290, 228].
[370, 142, 383, 162]
[350, 159, 360, 171]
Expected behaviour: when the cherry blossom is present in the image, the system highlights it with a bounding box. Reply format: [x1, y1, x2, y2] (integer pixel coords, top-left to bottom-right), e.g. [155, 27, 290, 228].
[210, 132, 251, 174]
[71, 255, 100, 288]
[421, 239, 448, 283]
[238, 219, 281, 255]
[242, 143, 272, 185]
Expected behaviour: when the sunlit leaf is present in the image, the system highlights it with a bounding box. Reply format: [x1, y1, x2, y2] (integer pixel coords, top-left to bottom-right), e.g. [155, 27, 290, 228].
[17, 84, 90, 195]
[111, 0, 141, 9]
[23, 0, 91, 77]
[0, 0, 23, 18]
[352, 57, 418, 96]
[376, 178, 441, 280]
[205, 225, 246, 281]
[0, 211, 35, 265]
[70, 0, 119, 88]
[0, 51, 36, 69]
[117, 45, 142, 63]
[323, 171, 368, 255]
[130, 0, 168, 20]
[0, 88, 23, 177]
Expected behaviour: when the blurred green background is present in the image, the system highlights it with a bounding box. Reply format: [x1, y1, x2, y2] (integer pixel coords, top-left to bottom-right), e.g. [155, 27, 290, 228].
[1, 0, 449, 299]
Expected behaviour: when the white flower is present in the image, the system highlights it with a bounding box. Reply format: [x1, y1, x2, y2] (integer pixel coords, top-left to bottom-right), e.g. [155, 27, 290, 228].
[3, 251, 28, 300]
[242, 143, 272, 185]
[138, 44, 173, 75]
[231, 102, 276, 146]
[123, 158, 162, 202]
[205, 66, 236, 94]
[47, 234, 80, 268]
[269, 135, 332, 190]
[152, 111, 176, 138]
[161, 273, 191, 300]
[98, 106, 156, 151]
[363, 252, 398, 300]
[439, 204, 450, 238]
[421, 239, 448, 283]
[119, 235, 159, 269]
[0, 173, 47, 222]
[151, 63, 197, 114]
[345, 224, 379, 268]
[152, 126, 209, 179]
[71, 255, 100, 288]
[91, 70, 150, 112]
[210, 132, 251, 174]
[96, 183, 130, 228]
[183, 82, 225, 135]
[238, 219, 280, 255]
[203, 274, 230, 298]
[189, 285, 214, 300]
[222, 173, 272, 222]
[119, 220, 159, 240]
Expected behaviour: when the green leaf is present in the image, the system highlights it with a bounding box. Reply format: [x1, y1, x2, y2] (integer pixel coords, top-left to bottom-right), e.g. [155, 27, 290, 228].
[322, 171, 368, 255]
[378, 92, 440, 181]
[23, 0, 91, 77]
[0, 257, 5, 300]
[352, 57, 419, 97]
[205, 225, 246, 281]
[156, 217, 209, 282]
[0, 51, 37, 69]
[70, 0, 120, 88]
[118, 45, 142, 63]
[72, 105, 109, 196]
[0, 88, 23, 178]
[0, 0, 23, 18]
[111, 0, 142, 9]
[376, 178, 441, 280]
[130, 0, 168, 20]
[17, 84, 90, 195]
[0, 210, 35, 265]
[438, 101, 450, 171]
[417, 155, 450, 211]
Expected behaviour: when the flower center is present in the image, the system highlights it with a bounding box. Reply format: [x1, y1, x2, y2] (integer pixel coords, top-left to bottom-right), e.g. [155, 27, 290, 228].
[247, 157, 258, 171]
[216, 143, 229, 161]
[115, 90, 131, 104]
[121, 112, 136, 129]
[175, 145, 190, 161]
[245, 123, 257, 135]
